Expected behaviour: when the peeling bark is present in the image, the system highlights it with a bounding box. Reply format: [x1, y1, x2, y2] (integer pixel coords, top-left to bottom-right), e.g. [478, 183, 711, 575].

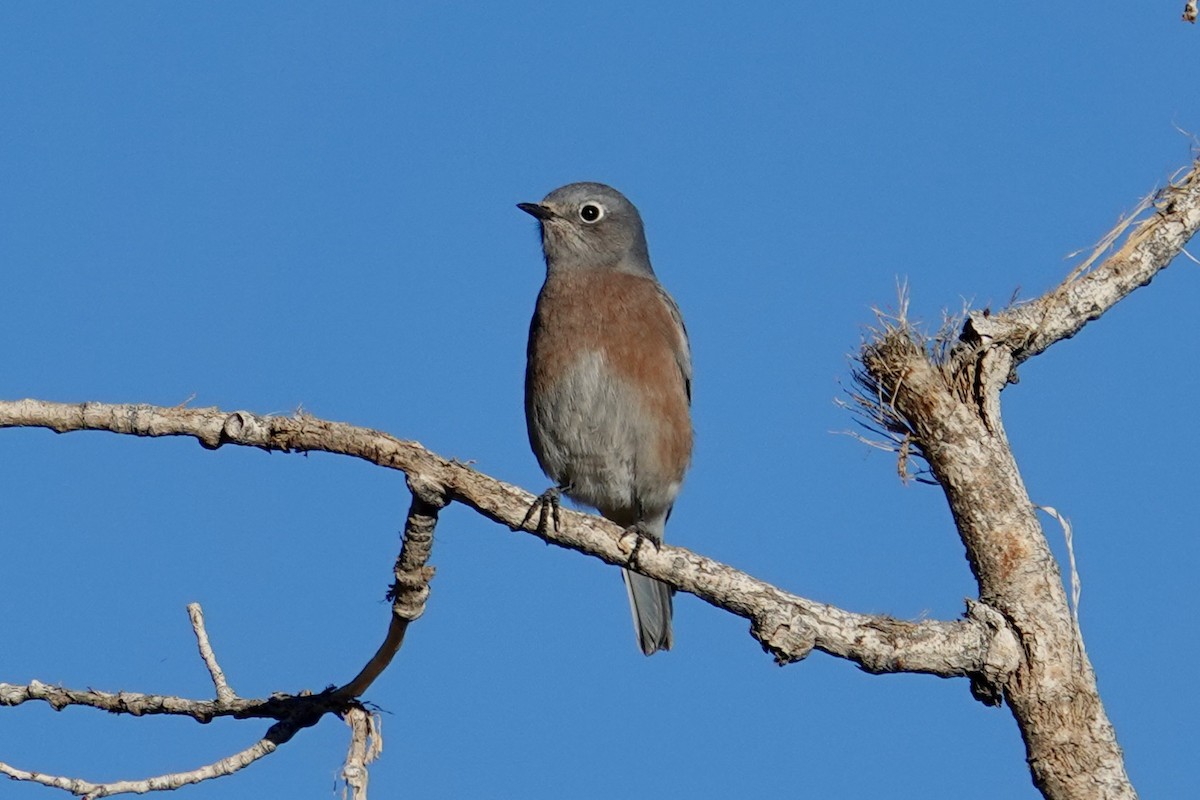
[855, 160, 1200, 799]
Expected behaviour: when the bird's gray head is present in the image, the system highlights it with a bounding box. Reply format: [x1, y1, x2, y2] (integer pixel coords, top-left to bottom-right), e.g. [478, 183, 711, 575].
[518, 182, 653, 276]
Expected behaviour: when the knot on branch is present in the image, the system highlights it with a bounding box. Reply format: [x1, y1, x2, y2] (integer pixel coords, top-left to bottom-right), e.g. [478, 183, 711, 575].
[960, 312, 1023, 379]
[388, 566, 435, 620]
[406, 474, 449, 509]
[25, 680, 67, 711]
[950, 313, 1022, 433]
[198, 411, 255, 450]
[965, 600, 1022, 707]
[751, 610, 816, 666]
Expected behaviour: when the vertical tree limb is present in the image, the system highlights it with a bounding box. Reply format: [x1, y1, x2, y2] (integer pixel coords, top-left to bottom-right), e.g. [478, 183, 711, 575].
[341, 707, 382, 800]
[335, 476, 444, 700]
[856, 159, 1200, 799]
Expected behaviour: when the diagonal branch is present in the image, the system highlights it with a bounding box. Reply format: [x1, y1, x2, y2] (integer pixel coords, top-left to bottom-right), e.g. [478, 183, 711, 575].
[0, 397, 1013, 684]
[972, 161, 1200, 368]
[0, 602, 374, 798]
[188, 603, 236, 704]
[0, 735, 280, 799]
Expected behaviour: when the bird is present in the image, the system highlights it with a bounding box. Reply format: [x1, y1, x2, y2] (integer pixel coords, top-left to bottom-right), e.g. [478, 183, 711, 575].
[518, 182, 693, 655]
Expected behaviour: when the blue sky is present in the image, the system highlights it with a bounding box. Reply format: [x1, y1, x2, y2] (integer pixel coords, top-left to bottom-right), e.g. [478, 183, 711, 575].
[2, 4, 1197, 798]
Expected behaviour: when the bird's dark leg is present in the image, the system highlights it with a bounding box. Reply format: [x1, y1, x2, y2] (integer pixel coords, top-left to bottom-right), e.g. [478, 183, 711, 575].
[621, 499, 663, 569]
[521, 484, 569, 534]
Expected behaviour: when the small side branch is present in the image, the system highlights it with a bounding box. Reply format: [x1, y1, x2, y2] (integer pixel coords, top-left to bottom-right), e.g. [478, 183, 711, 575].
[0, 603, 365, 798]
[335, 477, 445, 699]
[188, 603, 236, 704]
[988, 160, 1200, 367]
[0, 680, 335, 722]
[0, 736, 278, 799]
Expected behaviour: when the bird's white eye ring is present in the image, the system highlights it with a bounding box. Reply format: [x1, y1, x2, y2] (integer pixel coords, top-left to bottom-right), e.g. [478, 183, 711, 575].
[579, 202, 605, 224]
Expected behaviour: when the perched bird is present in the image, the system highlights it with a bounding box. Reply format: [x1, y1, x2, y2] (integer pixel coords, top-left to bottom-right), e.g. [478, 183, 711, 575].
[519, 182, 693, 655]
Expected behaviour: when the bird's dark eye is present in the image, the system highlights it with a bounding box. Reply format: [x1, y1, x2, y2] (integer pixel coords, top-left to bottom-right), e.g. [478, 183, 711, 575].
[579, 203, 604, 223]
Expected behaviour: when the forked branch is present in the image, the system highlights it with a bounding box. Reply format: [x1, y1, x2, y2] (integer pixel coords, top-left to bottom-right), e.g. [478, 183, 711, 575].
[0, 603, 373, 798]
[852, 158, 1200, 800]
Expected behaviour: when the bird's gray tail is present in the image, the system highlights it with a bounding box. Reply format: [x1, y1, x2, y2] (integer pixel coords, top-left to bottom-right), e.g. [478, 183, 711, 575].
[622, 569, 673, 655]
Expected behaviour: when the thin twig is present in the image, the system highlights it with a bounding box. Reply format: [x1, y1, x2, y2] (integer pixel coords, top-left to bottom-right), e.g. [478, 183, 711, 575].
[0, 603, 359, 797]
[0, 728, 279, 798]
[187, 602, 236, 703]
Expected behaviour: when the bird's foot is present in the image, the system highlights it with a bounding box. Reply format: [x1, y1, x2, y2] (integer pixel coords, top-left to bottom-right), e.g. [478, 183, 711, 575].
[522, 485, 565, 534]
[620, 522, 662, 568]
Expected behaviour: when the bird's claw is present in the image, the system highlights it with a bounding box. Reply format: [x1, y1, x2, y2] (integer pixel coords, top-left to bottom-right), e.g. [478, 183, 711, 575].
[522, 486, 563, 534]
[621, 522, 662, 568]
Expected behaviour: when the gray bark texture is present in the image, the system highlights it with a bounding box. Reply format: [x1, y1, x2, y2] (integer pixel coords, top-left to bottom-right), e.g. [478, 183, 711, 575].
[854, 161, 1200, 799]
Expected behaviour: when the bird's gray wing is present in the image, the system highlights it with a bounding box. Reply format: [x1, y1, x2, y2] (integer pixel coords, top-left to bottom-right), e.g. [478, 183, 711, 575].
[654, 283, 692, 405]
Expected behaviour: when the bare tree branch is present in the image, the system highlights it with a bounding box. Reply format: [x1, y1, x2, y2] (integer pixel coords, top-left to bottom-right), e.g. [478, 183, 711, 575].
[854, 157, 1200, 800]
[973, 165, 1200, 368]
[188, 602, 236, 704]
[0, 604, 379, 796]
[0, 679, 326, 722]
[340, 707, 382, 800]
[0, 603, 384, 798]
[0, 735, 280, 799]
[0, 400, 1015, 797]
[0, 398, 1013, 683]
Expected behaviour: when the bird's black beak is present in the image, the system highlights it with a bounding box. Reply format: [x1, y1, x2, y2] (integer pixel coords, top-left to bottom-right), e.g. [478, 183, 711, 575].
[517, 202, 555, 221]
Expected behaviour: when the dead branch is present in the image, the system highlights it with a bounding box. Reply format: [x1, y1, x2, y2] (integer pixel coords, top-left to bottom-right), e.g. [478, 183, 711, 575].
[0, 397, 1013, 682]
[852, 157, 1200, 800]
[188, 603, 236, 704]
[0, 398, 1017, 797]
[0, 735, 279, 799]
[0, 603, 380, 798]
[340, 707, 382, 800]
[976, 165, 1200, 368]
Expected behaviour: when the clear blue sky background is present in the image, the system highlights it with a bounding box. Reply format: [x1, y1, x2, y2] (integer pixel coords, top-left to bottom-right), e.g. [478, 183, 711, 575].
[2, 4, 1197, 799]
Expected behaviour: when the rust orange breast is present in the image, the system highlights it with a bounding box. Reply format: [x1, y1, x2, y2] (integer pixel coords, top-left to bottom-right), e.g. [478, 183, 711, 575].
[527, 269, 693, 483]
